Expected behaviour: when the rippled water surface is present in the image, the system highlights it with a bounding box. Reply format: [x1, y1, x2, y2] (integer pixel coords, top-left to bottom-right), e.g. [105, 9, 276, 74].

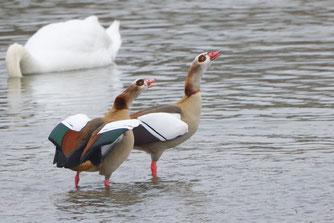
[1, 0, 334, 222]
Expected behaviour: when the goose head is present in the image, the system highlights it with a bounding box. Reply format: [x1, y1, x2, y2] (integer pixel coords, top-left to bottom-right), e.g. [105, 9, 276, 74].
[114, 78, 156, 110]
[191, 51, 221, 76]
[184, 51, 220, 96]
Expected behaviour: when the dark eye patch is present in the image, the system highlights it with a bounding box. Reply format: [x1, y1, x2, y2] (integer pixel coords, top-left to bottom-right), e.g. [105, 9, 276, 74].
[198, 55, 206, 62]
[136, 79, 144, 86]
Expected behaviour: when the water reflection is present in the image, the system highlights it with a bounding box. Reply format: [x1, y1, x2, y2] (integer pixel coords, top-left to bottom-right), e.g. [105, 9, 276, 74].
[7, 77, 22, 95]
[6, 65, 122, 96]
[4, 65, 123, 122]
[60, 186, 144, 209]
[54, 179, 199, 220]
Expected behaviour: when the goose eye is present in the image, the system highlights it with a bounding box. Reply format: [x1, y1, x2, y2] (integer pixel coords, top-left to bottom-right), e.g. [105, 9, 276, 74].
[198, 55, 206, 62]
[136, 79, 144, 86]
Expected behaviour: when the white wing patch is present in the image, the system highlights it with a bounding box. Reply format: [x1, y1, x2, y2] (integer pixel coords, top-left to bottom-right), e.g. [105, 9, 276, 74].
[61, 114, 91, 131]
[98, 119, 141, 134]
[137, 112, 188, 141]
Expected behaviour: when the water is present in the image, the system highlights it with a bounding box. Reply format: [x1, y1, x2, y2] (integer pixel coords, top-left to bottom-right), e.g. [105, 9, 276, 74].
[1, 0, 334, 222]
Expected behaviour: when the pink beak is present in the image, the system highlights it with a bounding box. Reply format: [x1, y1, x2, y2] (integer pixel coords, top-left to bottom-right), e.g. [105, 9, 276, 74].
[145, 78, 156, 88]
[208, 51, 220, 61]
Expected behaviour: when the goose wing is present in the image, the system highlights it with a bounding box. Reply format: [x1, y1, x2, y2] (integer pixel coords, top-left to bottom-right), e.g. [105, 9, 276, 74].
[132, 112, 188, 146]
[49, 114, 103, 168]
[80, 119, 141, 164]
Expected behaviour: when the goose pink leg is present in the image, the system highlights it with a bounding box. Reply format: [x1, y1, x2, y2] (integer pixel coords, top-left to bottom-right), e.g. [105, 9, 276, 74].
[104, 179, 110, 188]
[75, 172, 80, 187]
[151, 161, 157, 177]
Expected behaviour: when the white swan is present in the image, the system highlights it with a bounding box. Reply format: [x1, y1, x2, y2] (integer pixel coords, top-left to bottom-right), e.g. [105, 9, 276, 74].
[6, 16, 122, 77]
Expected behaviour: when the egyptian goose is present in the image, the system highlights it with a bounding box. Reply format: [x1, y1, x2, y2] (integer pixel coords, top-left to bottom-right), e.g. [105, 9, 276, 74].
[130, 51, 220, 177]
[6, 16, 121, 77]
[49, 78, 156, 188]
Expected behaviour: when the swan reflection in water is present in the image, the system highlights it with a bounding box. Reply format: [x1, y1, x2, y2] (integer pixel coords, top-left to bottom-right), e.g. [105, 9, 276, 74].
[5, 65, 123, 125]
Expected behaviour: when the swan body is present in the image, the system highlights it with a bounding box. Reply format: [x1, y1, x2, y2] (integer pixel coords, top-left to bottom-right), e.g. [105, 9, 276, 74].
[6, 16, 122, 77]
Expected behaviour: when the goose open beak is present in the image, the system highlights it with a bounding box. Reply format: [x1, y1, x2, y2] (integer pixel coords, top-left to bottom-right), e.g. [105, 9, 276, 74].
[146, 78, 156, 88]
[208, 51, 220, 61]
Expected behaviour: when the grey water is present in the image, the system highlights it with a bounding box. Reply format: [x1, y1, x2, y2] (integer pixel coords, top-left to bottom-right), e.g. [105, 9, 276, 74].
[0, 0, 334, 222]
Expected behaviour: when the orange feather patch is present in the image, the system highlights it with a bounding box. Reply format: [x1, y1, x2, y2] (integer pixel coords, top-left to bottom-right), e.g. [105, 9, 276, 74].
[62, 130, 81, 157]
[81, 134, 102, 158]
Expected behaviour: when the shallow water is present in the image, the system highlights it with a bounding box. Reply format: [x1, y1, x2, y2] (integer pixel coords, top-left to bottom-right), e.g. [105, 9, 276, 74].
[1, 0, 334, 222]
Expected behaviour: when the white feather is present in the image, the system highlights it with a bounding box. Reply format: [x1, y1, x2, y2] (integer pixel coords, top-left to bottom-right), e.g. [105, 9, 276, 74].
[137, 112, 189, 141]
[6, 16, 122, 77]
[98, 119, 141, 134]
[61, 114, 91, 131]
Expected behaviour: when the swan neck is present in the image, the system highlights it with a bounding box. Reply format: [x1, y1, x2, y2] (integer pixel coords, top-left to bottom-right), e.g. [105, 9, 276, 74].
[6, 43, 25, 77]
